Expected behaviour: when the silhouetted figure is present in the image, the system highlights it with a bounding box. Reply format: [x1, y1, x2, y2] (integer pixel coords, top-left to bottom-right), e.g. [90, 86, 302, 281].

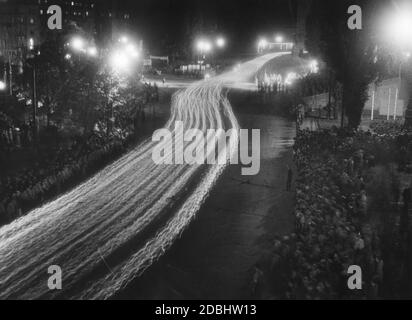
[251, 265, 263, 297]
[286, 165, 293, 191]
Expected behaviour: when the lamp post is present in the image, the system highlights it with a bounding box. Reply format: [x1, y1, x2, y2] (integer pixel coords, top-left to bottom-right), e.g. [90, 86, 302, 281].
[107, 38, 141, 134]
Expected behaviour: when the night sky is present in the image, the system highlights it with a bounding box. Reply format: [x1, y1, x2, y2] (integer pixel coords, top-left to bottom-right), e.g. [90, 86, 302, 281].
[125, 0, 297, 55]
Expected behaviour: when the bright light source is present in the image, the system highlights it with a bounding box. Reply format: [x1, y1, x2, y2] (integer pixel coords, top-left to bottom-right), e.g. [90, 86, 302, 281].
[258, 38, 268, 49]
[29, 38, 34, 50]
[204, 41, 212, 52]
[64, 53, 72, 60]
[109, 50, 130, 71]
[275, 35, 283, 43]
[71, 37, 85, 51]
[197, 40, 212, 53]
[386, 10, 412, 45]
[0, 81, 6, 91]
[119, 36, 129, 44]
[216, 37, 225, 48]
[204, 73, 211, 79]
[126, 44, 139, 58]
[87, 47, 97, 57]
[131, 50, 139, 59]
[197, 40, 204, 51]
[309, 59, 319, 73]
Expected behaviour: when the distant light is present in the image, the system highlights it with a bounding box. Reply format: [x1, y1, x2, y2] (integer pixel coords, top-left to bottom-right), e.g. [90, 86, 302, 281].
[0, 81, 6, 91]
[87, 47, 97, 56]
[385, 10, 412, 45]
[197, 39, 212, 53]
[309, 59, 319, 73]
[65, 53, 72, 60]
[126, 44, 139, 58]
[216, 37, 225, 48]
[204, 73, 211, 79]
[406, 52, 411, 58]
[71, 37, 85, 51]
[204, 41, 212, 52]
[29, 38, 34, 50]
[119, 36, 129, 44]
[258, 38, 268, 49]
[110, 50, 130, 71]
[275, 35, 283, 43]
[197, 40, 203, 51]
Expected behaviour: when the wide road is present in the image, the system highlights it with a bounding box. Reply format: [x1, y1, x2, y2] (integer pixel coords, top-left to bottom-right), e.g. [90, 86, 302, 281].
[0, 52, 287, 300]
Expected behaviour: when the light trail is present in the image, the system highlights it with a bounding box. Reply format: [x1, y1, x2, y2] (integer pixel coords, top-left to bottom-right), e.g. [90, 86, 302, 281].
[0, 52, 287, 299]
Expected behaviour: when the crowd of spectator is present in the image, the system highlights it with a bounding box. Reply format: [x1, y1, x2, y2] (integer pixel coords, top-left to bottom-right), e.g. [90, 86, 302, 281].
[0, 137, 125, 226]
[270, 125, 412, 299]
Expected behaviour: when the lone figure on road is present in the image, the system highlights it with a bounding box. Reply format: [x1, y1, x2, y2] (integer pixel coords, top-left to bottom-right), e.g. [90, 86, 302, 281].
[286, 165, 293, 192]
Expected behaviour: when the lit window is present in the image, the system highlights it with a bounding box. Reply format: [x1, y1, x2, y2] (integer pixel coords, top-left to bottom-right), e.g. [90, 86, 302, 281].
[71, 1, 74, 5]
[40, 9, 43, 14]
[86, 11, 89, 16]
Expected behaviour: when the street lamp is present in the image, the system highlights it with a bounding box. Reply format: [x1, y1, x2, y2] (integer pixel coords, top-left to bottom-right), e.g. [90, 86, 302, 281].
[216, 37, 226, 48]
[71, 37, 85, 51]
[387, 12, 412, 45]
[119, 36, 129, 44]
[309, 59, 319, 73]
[109, 51, 131, 71]
[275, 35, 283, 43]
[197, 40, 212, 54]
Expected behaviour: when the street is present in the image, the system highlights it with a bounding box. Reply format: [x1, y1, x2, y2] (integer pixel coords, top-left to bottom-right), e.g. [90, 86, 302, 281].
[0, 52, 288, 299]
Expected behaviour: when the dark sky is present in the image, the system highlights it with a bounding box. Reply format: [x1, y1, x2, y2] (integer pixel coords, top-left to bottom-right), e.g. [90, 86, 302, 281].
[123, 0, 297, 55]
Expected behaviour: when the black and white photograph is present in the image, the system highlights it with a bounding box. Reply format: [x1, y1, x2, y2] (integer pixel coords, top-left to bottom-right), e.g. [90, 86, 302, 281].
[0, 0, 412, 305]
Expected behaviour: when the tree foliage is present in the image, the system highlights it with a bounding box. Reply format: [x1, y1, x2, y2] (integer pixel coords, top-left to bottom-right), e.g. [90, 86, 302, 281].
[306, 0, 385, 128]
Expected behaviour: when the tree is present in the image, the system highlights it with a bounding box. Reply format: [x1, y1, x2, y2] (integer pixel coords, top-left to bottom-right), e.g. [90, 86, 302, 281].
[306, 0, 383, 128]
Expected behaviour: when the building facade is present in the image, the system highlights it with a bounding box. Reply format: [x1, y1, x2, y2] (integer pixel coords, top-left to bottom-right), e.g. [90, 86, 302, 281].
[0, 0, 40, 68]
